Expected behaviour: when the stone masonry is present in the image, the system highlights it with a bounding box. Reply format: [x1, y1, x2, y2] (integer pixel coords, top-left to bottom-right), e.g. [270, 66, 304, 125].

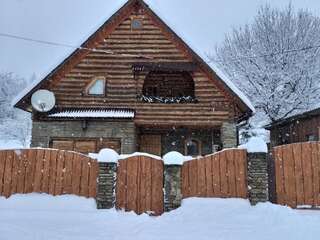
[221, 121, 237, 149]
[247, 153, 269, 205]
[164, 165, 182, 212]
[96, 162, 117, 209]
[31, 120, 136, 154]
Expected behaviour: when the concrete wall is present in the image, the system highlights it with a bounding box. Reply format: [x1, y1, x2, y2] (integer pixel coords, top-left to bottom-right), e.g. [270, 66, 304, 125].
[31, 120, 136, 154]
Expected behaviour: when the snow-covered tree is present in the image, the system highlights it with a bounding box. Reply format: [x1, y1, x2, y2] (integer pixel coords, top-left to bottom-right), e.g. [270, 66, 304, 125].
[213, 4, 320, 122]
[0, 72, 32, 146]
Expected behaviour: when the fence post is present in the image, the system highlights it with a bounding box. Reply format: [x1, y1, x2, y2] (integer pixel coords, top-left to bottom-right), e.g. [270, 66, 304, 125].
[247, 152, 269, 205]
[96, 162, 117, 209]
[164, 165, 182, 212]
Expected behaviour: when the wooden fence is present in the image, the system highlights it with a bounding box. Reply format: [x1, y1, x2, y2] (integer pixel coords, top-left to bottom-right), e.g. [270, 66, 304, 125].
[0, 148, 98, 198]
[273, 142, 320, 208]
[182, 149, 247, 199]
[116, 156, 164, 215]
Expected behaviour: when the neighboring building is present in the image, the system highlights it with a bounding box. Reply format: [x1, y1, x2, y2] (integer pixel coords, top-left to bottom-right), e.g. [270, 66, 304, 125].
[14, 0, 253, 156]
[267, 107, 320, 147]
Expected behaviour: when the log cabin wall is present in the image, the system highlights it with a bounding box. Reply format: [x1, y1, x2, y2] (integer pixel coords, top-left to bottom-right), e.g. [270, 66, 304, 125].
[45, 8, 236, 128]
[270, 115, 320, 147]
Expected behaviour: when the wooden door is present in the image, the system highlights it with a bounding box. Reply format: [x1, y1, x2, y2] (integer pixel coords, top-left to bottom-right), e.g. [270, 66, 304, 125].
[74, 141, 97, 154]
[140, 135, 161, 156]
[51, 140, 74, 151]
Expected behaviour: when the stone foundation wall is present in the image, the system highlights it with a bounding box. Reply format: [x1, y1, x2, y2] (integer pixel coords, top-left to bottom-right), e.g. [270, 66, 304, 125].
[221, 122, 237, 149]
[164, 165, 182, 211]
[31, 120, 136, 154]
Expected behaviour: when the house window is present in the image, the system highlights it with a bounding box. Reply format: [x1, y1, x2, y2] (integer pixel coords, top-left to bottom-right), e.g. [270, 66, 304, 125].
[86, 78, 106, 96]
[131, 18, 143, 30]
[185, 139, 201, 156]
[306, 134, 317, 142]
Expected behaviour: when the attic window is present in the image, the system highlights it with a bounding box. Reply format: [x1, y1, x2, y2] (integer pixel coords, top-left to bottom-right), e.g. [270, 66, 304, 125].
[86, 78, 106, 96]
[131, 18, 143, 29]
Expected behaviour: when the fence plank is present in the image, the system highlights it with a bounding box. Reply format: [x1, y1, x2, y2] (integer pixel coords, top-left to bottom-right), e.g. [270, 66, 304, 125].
[235, 150, 247, 198]
[33, 149, 44, 193]
[41, 150, 51, 193]
[311, 143, 320, 206]
[292, 143, 304, 206]
[189, 160, 198, 196]
[205, 155, 213, 197]
[126, 157, 139, 212]
[219, 151, 228, 196]
[3, 151, 13, 198]
[80, 156, 90, 197]
[55, 150, 65, 196]
[301, 143, 314, 205]
[0, 151, 6, 195]
[212, 154, 221, 196]
[10, 150, 21, 194]
[152, 159, 163, 215]
[17, 150, 28, 193]
[63, 152, 74, 194]
[71, 154, 82, 195]
[181, 162, 190, 198]
[49, 150, 58, 195]
[197, 157, 206, 196]
[282, 144, 297, 207]
[145, 157, 152, 211]
[139, 157, 147, 214]
[226, 150, 236, 197]
[88, 159, 98, 198]
[24, 149, 37, 193]
[274, 147, 285, 205]
[116, 159, 127, 210]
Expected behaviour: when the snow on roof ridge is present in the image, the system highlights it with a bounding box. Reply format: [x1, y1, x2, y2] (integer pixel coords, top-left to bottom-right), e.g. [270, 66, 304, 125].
[48, 109, 135, 118]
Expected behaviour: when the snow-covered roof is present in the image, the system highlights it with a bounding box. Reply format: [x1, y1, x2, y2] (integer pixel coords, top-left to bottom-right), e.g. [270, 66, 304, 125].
[48, 109, 134, 118]
[13, 0, 254, 113]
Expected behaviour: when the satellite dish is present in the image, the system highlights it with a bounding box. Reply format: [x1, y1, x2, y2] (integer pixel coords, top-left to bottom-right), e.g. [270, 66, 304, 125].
[31, 90, 56, 112]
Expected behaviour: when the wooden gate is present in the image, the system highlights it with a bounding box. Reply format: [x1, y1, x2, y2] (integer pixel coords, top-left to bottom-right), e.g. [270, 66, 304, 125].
[273, 142, 320, 208]
[116, 156, 164, 215]
[0, 148, 98, 198]
[182, 149, 247, 199]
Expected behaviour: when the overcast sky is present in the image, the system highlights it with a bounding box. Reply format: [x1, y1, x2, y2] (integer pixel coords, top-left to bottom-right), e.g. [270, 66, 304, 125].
[1, 0, 320, 80]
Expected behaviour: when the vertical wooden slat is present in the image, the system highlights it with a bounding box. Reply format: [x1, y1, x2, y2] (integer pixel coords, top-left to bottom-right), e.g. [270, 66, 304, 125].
[41, 150, 51, 193]
[293, 143, 304, 206]
[235, 150, 247, 198]
[71, 154, 82, 195]
[226, 150, 236, 197]
[10, 150, 22, 194]
[24, 149, 37, 193]
[311, 142, 320, 206]
[219, 151, 228, 196]
[88, 159, 98, 198]
[212, 154, 221, 196]
[274, 147, 285, 205]
[33, 149, 45, 193]
[55, 150, 65, 196]
[3, 151, 13, 198]
[301, 143, 314, 205]
[181, 162, 190, 198]
[282, 144, 297, 207]
[80, 156, 90, 197]
[48, 150, 58, 195]
[136, 157, 141, 214]
[189, 159, 198, 196]
[116, 159, 127, 209]
[0, 151, 6, 195]
[205, 155, 213, 197]
[317, 142, 320, 206]
[126, 156, 139, 212]
[145, 157, 152, 210]
[63, 152, 74, 194]
[197, 158, 206, 196]
[16, 150, 27, 193]
[139, 157, 147, 214]
[152, 159, 164, 215]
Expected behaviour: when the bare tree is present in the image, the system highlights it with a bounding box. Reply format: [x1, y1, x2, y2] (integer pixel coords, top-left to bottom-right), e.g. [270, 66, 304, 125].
[0, 72, 31, 146]
[213, 4, 320, 122]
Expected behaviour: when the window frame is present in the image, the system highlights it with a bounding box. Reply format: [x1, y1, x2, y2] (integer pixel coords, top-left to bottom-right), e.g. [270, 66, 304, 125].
[131, 17, 143, 30]
[85, 77, 106, 97]
[184, 138, 202, 156]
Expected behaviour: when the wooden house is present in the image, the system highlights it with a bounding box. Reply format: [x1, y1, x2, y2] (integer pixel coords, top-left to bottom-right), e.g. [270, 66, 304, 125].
[267, 107, 320, 147]
[14, 0, 253, 156]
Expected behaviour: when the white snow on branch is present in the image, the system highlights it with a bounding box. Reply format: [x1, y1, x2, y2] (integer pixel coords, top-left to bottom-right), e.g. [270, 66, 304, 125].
[48, 109, 134, 118]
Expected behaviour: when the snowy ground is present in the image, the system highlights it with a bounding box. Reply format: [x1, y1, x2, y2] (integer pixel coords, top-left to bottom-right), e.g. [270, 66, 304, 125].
[1, 194, 320, 240]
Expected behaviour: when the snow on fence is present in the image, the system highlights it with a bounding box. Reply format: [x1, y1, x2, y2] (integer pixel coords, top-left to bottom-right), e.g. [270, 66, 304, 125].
[0, 148, 98, 198]
[273, 142, 320, 208]
[182, 149, 248, 199]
